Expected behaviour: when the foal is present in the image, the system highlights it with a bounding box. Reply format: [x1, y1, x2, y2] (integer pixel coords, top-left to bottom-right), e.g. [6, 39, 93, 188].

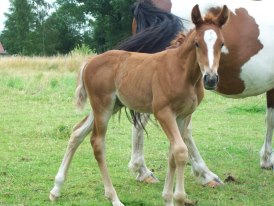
[50, 5, 229, 206]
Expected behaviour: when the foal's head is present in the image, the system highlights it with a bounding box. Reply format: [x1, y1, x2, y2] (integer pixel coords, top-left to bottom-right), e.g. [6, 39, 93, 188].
[191, 5, 229, 90]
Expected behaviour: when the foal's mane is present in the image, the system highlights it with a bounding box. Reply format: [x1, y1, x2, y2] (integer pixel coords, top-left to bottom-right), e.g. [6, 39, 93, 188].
[204, 7, 225, 25]
[168, 7, 225, 49]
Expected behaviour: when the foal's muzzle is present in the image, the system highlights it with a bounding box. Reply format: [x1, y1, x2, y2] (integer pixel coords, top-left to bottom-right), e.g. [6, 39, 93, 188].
[203, 73, 219, 90]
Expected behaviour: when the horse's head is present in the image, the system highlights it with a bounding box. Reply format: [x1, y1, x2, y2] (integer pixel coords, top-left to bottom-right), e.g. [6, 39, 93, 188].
[191, 4, 229, 90]
[151, 0, 172, 12]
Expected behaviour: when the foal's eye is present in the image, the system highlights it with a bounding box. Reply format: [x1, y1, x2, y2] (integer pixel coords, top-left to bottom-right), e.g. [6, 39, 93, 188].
[195, 42, 199, 48]
[221, 43, 224, 48]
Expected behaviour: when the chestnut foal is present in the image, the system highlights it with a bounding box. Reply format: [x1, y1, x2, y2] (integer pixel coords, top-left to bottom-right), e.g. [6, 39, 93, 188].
[50, 5, 228, 206]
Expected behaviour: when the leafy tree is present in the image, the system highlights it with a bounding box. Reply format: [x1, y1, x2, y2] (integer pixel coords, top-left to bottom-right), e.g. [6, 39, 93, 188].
[1, 0, 34, 55]
[29, 0, 52, 55]
[78, 0, 135, 53]
[0, 0, 136, 55]
[0, 0, 51, 55]
[42, 9, 82, 55]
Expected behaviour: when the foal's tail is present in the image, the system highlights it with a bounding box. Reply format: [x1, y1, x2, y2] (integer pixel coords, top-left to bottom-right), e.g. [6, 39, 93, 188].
[75, 60, 88, 110]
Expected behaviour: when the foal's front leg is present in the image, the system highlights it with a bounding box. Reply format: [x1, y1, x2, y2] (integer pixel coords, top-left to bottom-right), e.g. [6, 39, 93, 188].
[155, 108, 189, 206]
[128, 113, 159, 183]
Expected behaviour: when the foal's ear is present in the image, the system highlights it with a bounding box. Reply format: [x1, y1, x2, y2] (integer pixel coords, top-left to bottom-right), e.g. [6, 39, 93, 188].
[191, 4, 203, 27]
[216, 5, 229, 27]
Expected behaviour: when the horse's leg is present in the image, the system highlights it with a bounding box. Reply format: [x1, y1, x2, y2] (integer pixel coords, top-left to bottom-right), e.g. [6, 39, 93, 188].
[49, 112, 94, 201]
[128, 113, 159, 183]
[155, 109, 188, 206]
[91, 96, 124, 206]
[179, 115, 223, 187]
[260, 89, 274, 170]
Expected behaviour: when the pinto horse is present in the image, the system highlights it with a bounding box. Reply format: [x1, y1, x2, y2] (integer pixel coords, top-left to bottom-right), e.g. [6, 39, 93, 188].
[49, 5, 229, 205]
[126, 0, 274, 187]
[174, 0, 274, 170]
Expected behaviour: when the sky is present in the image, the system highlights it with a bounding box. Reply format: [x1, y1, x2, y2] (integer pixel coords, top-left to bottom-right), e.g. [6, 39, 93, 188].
[0, 0, 10, 32]
[0, 0, 56, 33]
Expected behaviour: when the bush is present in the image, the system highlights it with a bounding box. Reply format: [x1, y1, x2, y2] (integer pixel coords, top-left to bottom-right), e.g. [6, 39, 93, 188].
[69, 44, 93, 56]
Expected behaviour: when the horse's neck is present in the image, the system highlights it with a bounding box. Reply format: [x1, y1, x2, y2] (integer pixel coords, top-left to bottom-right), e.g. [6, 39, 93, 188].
[176, 31, 202, 86]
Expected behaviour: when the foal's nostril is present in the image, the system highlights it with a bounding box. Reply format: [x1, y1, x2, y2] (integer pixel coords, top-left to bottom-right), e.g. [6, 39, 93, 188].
[216, 74, 219, 83]
[203, 74, 219, 90]
[203, 74, 213, 84]
[203, 74, 207, 82]
[203, 74, 210, 82]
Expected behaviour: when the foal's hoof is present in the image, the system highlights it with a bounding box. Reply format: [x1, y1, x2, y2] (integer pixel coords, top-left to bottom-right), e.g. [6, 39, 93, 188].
[49, 192, 59, 202]
[204, 178, 224, 188]
[138, 173, 159, 183]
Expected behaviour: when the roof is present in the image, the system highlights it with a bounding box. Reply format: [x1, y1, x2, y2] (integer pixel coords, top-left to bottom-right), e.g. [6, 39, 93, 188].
[0, 42, 8, 55]
[0, 42, 7, 54]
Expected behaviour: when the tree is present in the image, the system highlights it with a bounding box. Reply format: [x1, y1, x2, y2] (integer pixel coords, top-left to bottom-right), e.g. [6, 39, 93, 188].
[0, 0, 136, 55]
[0, 0, 85, 55]
[0, 0, 52, 55]
[1, 0, 34, 55]
[78, 0, 135, 53]
[41, 0, 87, 55]
[42, 10, 82, 55]
[29, 0, 52, 55]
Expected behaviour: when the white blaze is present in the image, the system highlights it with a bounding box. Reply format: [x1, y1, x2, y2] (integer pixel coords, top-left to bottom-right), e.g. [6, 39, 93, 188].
[204, 29, 217, 68]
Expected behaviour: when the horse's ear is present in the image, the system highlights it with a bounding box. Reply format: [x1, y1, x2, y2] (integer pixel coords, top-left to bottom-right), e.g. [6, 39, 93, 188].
[216, 5, 229, 27]
[191, 4, 203, 27]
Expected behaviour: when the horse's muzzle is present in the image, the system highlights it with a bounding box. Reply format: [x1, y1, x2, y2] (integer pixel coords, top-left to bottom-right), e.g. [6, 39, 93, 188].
[203, 74, 219, 90]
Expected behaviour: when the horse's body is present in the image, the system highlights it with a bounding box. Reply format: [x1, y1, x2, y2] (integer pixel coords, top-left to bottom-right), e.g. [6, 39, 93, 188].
[172, 0, 274, 98]
[127, 0, 274, 186]
[172, 0, 274, 171]
[50, 5, 229, 205]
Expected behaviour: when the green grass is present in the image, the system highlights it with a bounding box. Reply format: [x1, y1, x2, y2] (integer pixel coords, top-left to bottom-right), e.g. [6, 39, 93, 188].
[0, 59, 273, 206]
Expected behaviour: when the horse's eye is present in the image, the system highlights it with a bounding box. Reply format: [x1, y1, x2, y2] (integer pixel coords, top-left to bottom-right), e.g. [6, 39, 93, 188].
[221, 43, 224, 48]
[195, 42, 199, 48]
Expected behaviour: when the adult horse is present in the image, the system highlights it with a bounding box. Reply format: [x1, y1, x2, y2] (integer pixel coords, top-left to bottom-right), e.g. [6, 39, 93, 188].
[128, 0, 274, 187]
[49, 5, 229, 205]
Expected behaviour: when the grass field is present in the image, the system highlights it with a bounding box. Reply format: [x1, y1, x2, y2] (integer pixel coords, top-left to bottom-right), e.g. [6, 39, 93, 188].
[0, 56, 273, 206]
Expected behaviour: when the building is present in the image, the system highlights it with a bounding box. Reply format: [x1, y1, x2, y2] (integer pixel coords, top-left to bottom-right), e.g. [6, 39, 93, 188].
[0, 42, 7, 55]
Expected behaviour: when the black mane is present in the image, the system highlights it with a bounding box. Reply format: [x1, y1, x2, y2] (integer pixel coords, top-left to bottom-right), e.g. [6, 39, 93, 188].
[115, 0, 186, 53]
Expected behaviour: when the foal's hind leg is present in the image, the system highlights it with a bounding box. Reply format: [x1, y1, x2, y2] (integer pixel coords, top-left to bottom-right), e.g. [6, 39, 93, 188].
[128, 113, 159, 183]
[260, 89, 274, 170]
[91, 100, 124, 206]
[49, 112, 93, 201]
